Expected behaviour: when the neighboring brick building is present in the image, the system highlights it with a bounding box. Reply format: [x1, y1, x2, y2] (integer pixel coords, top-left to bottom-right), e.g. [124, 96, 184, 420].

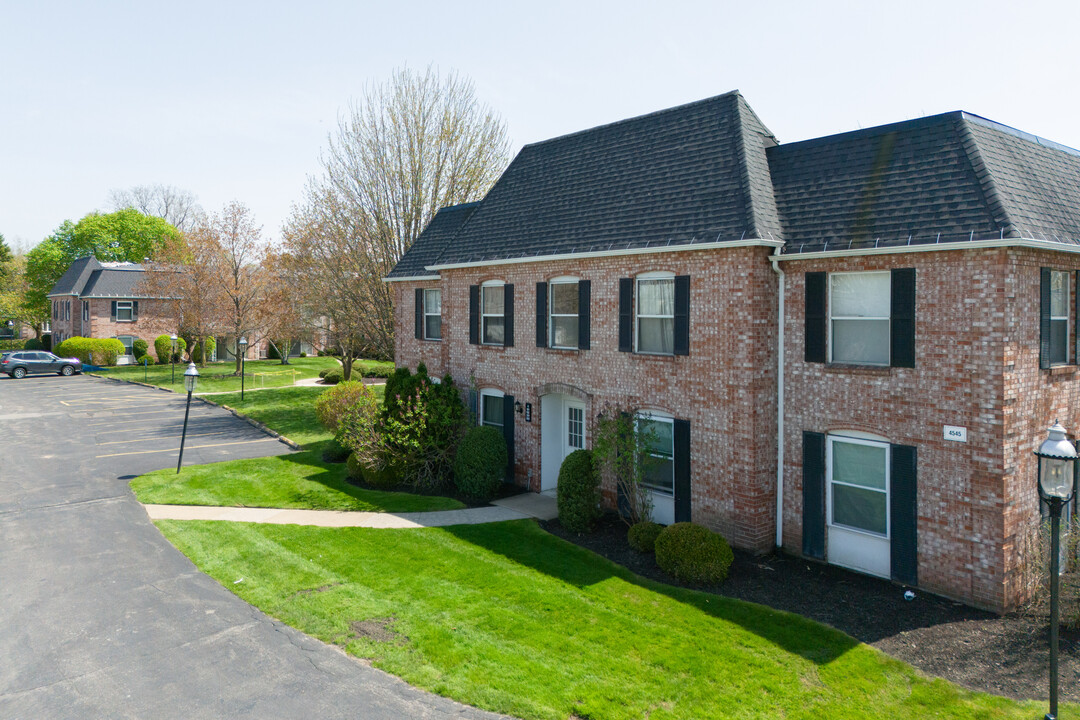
[387, 91, 1080, 612]
[47, 256, 177, 361]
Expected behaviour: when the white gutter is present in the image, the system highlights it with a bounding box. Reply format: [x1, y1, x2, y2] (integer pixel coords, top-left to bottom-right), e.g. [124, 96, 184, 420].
[770, 255, 785, 549]
[383, 275, 440, 283]
[774, 236, 1079, 261]
[425, 238, 785, 272]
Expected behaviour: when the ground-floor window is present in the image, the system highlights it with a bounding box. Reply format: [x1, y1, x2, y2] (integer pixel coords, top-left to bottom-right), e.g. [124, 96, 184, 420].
[637, 412, 674, 496]
[117, 335, 135, 357]
[480, 389, 504, 430]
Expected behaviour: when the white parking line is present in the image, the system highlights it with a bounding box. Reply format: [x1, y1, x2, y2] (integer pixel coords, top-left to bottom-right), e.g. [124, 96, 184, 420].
[95, 438, 279, 458]
[96, 431, 231, 446]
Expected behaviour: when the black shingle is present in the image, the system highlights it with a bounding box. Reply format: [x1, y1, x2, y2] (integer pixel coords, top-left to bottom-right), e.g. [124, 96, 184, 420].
[385, 203, 480, 279]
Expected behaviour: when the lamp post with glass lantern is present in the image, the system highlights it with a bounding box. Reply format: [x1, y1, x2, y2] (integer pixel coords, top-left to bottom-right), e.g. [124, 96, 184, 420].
[1035, 421, 1078, 720]
[176, 363, 199, 474]
[238, 336, 248, 401]
[170, 334, 178, 384]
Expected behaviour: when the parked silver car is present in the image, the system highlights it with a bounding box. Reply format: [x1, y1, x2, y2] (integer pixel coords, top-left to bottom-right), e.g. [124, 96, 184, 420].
[1, 351, 82, 378]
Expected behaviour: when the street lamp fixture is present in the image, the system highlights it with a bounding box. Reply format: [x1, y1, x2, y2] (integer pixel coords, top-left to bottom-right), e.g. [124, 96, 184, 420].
[1035, 421, 1078, 720]
[177, 363, 200, 474]
[170, 334, 178, 384]
[238, 336, 248, 401]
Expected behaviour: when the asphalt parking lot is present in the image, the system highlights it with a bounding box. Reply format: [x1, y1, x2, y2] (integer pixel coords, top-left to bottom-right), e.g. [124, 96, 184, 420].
[0, 374, 506, 720]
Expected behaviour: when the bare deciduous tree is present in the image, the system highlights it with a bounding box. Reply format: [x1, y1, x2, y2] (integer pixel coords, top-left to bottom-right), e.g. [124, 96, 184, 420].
[109, 184, 205, 232]
[287, 65, 510, 361]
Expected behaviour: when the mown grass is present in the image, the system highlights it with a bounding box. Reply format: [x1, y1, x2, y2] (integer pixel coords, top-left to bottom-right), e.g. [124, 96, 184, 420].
[98, 356, 393, 394]
[128, 383, 449, 511]
[156, 518, 1051, 720]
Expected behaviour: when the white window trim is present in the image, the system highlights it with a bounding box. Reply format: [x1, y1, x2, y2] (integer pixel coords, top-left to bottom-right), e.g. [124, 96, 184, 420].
[826, 433, 890, 539]
[116, 335, 136, 356]
[636, 410, 674, 496]
[827, 270, 891, 366]
[634, 271, 675, 355]
[116, 300, 134, 323]
[423, 288, 442, 341]
[549, 276, 579, 350]
[480, 280, 505, 346]
[1050, 270, 1070, 366]
[479, 388, 505, 428]
[82, 301, 89, 323]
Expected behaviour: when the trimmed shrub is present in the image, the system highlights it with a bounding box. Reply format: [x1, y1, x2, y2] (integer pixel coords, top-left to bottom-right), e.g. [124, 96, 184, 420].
[299, 352, 307, 358]
[628, 522, 664, 553]
[24, 337, 44, 351]
[362, 460, 399, 489]
[314, 381, 376, 434]
[321, 438, 351, 463]
[54, 337, 125, 366]
[322, 368, 342, 384]
[557, 449, 601, 533]
[0, 339, 24, 351]
[346, 452, 362, 479]
[191, 337, 216, 363]
[453, 425, 507, 501]
[154, 334, 186, 364]
[654, 522, 734, 586]
[132, 338, 149, 362]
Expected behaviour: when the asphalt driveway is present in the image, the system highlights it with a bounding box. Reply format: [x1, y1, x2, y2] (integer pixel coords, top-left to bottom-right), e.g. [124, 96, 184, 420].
[0, 375, 506, 719]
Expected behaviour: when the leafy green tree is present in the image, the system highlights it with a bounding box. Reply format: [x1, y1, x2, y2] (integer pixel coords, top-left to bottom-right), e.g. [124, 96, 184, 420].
[23, 209, 181, 322]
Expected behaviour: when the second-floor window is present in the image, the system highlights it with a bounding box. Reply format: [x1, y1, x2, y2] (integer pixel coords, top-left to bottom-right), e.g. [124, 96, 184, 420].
[1049, 269, 1070, 366]
[636, 273, 675, 355]
[116, 301, 133, 322]
[549, 278, 579, 349]
[829, 271, 890, 365]
[482, 282, 505, 345]
[82, 301, 89, 323]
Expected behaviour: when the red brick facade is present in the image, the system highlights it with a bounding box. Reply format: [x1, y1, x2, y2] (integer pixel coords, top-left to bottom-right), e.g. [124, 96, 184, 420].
[394, 244, 1080, 612]
[50, 296, 177, 355]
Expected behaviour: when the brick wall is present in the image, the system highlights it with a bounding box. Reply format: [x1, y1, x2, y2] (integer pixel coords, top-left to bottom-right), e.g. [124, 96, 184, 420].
[396, 247, 780, 553]
[87, 299, 177, 352]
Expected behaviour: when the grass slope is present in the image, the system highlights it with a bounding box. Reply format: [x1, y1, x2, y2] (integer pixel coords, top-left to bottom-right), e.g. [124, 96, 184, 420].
[156, 518, 1050, 720]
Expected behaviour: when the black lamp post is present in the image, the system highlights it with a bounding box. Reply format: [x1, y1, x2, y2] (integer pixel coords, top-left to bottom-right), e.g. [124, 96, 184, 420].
[238, 336, 248, 401]
[1035, 421, 1078, 720]
[170, 334, 178, 384]
[177, 362, 199, 474]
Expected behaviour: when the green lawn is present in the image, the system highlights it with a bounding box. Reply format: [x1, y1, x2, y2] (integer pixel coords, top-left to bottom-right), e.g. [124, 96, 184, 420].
[128, 383, 447, 511]
[97, 356, 393, 394]
[156, 518, 1049, 720]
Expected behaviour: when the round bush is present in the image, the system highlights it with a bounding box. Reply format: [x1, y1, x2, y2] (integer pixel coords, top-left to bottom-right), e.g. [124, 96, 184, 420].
[628, 522, 663, 553]
[321, 438, 352, 463]
[132, 338, 149, 362]
[24, 337, 44, 351]
[322, 368, 343, 384]
[453, 425, 507, 501]
[361, 460, 399, 489]
[314, 381, 375, 434]
[154, 334, 185, 364]
[191, 337, 216, 363]
[654, 522, 734, 586]
[346, 452, 362, 479]
[556, 449, 600, 533]
[54, 337, 126, 366]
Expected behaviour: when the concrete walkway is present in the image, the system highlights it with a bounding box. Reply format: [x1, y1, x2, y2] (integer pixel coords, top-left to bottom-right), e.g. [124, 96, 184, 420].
[144, 491, 559, 527]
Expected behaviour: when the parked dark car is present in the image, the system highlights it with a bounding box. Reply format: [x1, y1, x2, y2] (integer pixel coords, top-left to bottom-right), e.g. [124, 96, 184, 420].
[1, 351, 82, 378]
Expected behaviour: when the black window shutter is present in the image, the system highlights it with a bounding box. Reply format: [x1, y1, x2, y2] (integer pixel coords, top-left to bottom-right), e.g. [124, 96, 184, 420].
[802, 431, 826, 560]
[890, 268, 915, 368]
[503, 284, 514, 347]
[805, 272, 826, 363]
[132, 301, 139, 321]
[1075, 270, 1079, 364]
[618, 278, 633, 352]
[673, 275, 690, 356]
[110, 301, 117, 322]
[890, 444, 918, 586]
[1040, 267, 1051, 369]
[414, 288, 423, 340]
[535, 282, 547, 348]
[502, 394, 515, 481]
[674, 418, 691, 522]
[578, 280, 591, 350]
[469, 285, 479, 345]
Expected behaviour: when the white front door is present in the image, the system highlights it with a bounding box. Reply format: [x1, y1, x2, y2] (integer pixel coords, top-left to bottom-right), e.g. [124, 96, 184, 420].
[826, 435, 891, 578]
[540, 395, 585, 491]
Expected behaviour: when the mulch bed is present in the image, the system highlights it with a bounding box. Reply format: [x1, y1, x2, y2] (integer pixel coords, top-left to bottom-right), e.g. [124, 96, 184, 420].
[541, 513, 1080, 703]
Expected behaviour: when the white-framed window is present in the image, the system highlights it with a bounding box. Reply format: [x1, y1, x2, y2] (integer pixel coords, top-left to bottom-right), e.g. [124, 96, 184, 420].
[42, 321, 50, 333]
[829, 271, 890, 365]
[636, 272, 675, 355]
[117, 335, 135, 356]
[116, 301, 134, 322]
[423, 288, 442, 340]
[481, 281, 505, 345]
[65, 301, 70, 321]
[636, 411, 674, 495]
[827, 434, 889, 538]
[549, 277, 579, 349]
[480, 388, 504, 429]
[82, 301, 89, 323]
[1050, 270, 1070, 365]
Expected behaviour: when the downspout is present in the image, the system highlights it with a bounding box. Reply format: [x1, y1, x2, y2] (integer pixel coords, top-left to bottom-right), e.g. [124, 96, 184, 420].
[770, 254, 785, 548]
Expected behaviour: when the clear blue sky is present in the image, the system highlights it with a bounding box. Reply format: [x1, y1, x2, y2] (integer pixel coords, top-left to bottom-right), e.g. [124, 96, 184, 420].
[3, 0, 1078, 251]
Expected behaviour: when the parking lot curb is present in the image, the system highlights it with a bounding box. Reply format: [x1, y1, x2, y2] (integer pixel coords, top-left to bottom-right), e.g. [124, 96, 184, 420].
[86, 373, 302, 450]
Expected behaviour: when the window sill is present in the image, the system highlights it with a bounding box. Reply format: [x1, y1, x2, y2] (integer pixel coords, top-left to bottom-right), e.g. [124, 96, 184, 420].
[823, 363, 892, 376]
[420, 337, 443, 343]
[546, 346, 580, 354]
[1048, 365, 1077, 376]
[633, 351, 678, 359]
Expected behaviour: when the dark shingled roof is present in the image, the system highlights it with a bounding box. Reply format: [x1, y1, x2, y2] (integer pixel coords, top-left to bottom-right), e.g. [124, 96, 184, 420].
[385, 203, 480, 279]
[48, 257, 153, 298]
[421, 91, 781, 268]
[389, 95, 1080, 275]
[769, 112, 1080, 253]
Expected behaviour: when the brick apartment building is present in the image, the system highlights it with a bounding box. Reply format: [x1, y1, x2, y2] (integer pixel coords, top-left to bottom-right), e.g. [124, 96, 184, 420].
[47, 256, 177, 361]
[387, 91, 1080, 612]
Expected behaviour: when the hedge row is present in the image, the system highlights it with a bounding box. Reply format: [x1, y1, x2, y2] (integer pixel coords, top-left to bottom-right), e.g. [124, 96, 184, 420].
[53, 337, 126, 366]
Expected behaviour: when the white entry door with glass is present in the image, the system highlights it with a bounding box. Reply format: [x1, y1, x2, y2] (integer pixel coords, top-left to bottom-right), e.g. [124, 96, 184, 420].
[540, 394, 585, 492]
